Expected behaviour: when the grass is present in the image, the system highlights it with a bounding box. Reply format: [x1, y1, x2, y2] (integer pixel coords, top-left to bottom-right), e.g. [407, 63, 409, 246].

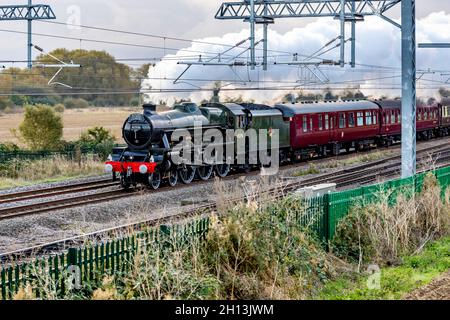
[293, 149, 397, 176]
[315, 236, 450, 300]
[0, 155, 104, 189]
[0, 107, 135, 146]
[9, 173, 450, 300]
[293, 163, 320, 177]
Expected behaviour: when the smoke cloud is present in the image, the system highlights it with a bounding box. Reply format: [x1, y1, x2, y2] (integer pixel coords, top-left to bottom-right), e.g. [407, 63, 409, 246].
[142, 12, 450, 105]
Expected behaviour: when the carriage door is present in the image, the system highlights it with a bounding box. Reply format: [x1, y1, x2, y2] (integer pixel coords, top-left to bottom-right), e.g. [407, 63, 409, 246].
[329, 114, 336, 141]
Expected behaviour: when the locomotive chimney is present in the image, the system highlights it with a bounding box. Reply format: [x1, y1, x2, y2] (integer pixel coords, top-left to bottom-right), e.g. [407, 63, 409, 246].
[143, 103, 157, 115]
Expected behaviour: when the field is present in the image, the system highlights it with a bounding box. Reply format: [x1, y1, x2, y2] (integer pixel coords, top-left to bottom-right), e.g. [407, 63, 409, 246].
[0, 107, 138, 146]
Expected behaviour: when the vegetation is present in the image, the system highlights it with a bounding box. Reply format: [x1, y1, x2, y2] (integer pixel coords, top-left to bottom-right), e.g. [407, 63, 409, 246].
[282, 88, 365, 104]
[13, 104, 63, 150]
[332, 174, 450, 265]
[0, 155, 104, 189]
[294, 163, 320, 177]
[77, 126, 116, 161]
[0, 49, 143, 110]
[7, 173, 450, 300]
[14, 182, 336, 300]
[317, 236, 450, 300]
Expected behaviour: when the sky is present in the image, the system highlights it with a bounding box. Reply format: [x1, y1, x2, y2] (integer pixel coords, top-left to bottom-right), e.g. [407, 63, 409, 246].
[1, 0, 450, 102]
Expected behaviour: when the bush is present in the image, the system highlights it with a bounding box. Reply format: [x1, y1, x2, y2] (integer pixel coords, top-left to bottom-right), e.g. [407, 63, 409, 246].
[54, 104, 65, 113]
[64, 98, 89, 109]
[332, 174, 450, 265]
[3, 106, 13, 114]
[130, 97, 140, 107]
[78, 126, 116, 161]
[93, 182, 334, 300]
[15, 104, 63, 151]
[0, 142, 20, 152]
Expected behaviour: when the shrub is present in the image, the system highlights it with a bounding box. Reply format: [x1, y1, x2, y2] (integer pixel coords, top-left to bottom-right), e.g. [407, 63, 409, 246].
[332, 174, 450, 265]
[54, 104, 65, 113]
[0, 142, 20, 152]
[64, 98, 89, 109]
[78, 126, 116, 161]
[3, 106, 13, 114]
[15, 104, 63, 151]
[97, 182, 334, 300]
[130, 97, 140, 107]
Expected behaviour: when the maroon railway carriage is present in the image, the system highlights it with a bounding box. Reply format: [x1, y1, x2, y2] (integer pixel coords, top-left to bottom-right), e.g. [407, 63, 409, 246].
[375, 99, 440, 142]
[438, 98, 450, 135]
[276, 100, 381, 157]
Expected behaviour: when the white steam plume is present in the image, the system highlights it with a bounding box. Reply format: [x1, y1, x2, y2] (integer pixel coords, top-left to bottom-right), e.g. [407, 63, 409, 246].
[142, 12, 450, 105]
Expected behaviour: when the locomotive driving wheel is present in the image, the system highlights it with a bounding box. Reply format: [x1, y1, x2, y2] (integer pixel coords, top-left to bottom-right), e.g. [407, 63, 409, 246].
[179, 166, 196, 184]
[120, 175, 131, 190]
[148, 171, 161, 190]
[167, 169, 178, 187]
[197, 165, 213, 181]
[215, 163, 230, 178]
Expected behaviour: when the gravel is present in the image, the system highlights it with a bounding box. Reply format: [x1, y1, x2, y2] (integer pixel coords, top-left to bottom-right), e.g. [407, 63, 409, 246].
[0, 174, 110, 196]
[1, 137, 450, 254]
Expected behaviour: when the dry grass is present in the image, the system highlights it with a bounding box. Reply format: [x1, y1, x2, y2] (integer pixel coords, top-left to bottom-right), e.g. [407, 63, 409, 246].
[0, 107, 135, 146]
[14, 178, 334, 300]
[333, 173, 450, 265]
[0, 155, 104, 189]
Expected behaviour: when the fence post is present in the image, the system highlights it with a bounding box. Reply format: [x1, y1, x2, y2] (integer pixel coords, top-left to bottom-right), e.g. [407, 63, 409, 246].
[323, 193, 330, 251]
[67, 248, 81, 291]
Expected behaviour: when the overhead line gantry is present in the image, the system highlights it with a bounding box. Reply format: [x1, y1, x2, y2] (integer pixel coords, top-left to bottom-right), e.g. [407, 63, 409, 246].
[215, 0, 416, 178]
[0, 1, 56, 69]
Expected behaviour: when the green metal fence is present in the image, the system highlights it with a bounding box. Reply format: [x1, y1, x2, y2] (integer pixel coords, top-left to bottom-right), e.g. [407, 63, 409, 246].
[0, 219, 209, 300]
[1, 166, 450, 299]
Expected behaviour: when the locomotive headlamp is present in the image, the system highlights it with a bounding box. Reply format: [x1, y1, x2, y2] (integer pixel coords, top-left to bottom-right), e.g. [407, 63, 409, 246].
[139, 165, 148, 174]
[105, 164, 113, 173]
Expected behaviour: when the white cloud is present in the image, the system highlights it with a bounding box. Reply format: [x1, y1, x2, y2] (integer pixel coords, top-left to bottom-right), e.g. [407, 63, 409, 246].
[143, 11, 450, 105]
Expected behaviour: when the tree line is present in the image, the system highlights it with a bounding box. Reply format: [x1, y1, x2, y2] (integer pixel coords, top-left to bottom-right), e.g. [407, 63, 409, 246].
[0, 49, 151, 110]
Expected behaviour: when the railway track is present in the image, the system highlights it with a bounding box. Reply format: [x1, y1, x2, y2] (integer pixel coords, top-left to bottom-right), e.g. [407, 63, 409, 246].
[2, 143, 450, 262]
[1, 142, 450, 222]
[0, 178, 118, 205]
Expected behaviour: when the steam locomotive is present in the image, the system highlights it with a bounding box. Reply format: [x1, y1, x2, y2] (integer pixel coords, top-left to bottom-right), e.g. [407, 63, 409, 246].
[105, 99, 450, 189]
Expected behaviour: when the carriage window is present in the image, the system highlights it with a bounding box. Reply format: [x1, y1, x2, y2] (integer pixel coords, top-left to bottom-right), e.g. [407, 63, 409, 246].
[366, 111, 373, 125]
[391, 112, 396, 124]
[325, 114, 329, 130]
[418, 110, 422, 121]
[348, 113, 355, 127]
[310, 118, 313, 131]
[318, 115, 323, 131]
[339, 113, 346, 128]
[373, 112, 378, 125]
[424, 111, 428, 120]
[357, 112, 364, 126]
[303, 116, 308, 133]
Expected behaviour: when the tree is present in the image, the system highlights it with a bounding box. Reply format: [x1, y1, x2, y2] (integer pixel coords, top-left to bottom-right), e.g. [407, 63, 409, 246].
[79, 126, 115, 145]
[323, 88, 338, 101]
[35, 49, 139, 106]
[16, 104, 63, 150]
[340, 89, 366, 100]
[79, 126, 116, 161]
[131, 63, 153, 80]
